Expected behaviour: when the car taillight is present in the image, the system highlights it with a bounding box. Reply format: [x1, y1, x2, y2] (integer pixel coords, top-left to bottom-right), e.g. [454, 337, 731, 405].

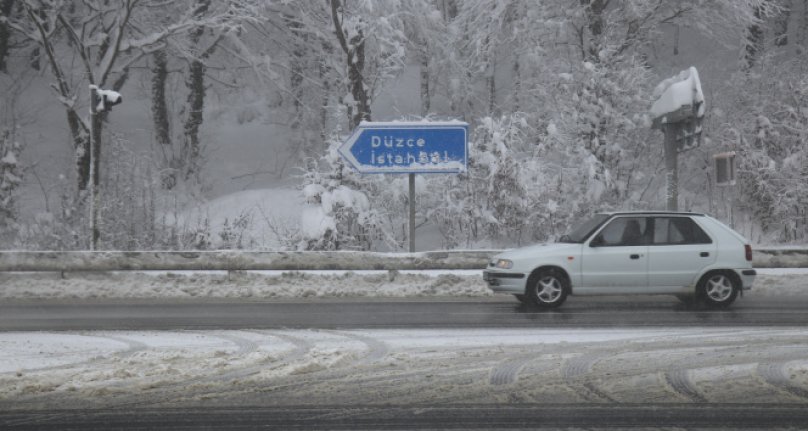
[745, 244, 753, 262]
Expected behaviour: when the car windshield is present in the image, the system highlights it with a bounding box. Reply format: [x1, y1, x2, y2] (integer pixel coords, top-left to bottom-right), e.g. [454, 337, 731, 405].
[558, 214, 610, 243]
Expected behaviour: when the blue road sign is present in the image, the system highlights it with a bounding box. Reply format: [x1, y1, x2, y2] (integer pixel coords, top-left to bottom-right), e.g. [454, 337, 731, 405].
[338, 121, 468, 174]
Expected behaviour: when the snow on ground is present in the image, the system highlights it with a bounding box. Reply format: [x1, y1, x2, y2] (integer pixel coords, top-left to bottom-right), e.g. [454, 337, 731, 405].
[177, 187, 307, 249]
[0, 269, 805, 300]
[1, 328, 806, 409]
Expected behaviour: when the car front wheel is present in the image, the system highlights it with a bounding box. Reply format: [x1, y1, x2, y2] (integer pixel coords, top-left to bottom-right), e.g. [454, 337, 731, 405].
[698, 271, 739, 308]
[526, 269, 568, 309]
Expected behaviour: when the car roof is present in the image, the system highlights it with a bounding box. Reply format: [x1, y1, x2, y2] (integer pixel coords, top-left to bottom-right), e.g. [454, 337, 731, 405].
[598, 211, 706, 217]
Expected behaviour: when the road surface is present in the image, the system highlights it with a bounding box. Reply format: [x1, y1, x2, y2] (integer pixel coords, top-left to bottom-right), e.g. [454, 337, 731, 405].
[1, 294, 808, 330]
[2, 295, 808, 429]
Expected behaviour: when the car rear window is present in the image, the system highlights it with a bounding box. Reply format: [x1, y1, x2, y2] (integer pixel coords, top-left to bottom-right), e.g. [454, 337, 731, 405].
[652, 217, 712, 245]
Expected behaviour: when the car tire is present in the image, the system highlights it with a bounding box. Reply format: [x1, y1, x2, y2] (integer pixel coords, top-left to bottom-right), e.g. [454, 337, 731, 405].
[698, 271, 739, 308]
[526, 269, 568, 309]
[514, 294, 528, 303]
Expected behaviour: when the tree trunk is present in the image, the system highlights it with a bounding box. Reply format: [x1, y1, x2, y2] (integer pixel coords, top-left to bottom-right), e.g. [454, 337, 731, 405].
[181, 0, 211, 182]
[419, 49, 430, 116]
[347, 29, 370, 129]
[487, 70, 495, 115]
[151, 49, 171, 148]
[319, 50, 330, 141]
[151, 49, 175, 188]
[182, 58, 205, 181]
[745, 6, 765, 69]
[0, 0, 14, 72]
[440, 0, 458, 21]
[581, 0, 605, 61]
[774, 0, 792, 46]
[512, 56, 520, 112]
[801, 0, 808, 46]
[284, 13, 308, 157]
[330, 0, 371, 130]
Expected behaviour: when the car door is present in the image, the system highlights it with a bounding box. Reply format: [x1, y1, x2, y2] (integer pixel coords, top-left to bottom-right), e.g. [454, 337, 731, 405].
[647, 216, 716, 291]
[581, 216, 649, 292]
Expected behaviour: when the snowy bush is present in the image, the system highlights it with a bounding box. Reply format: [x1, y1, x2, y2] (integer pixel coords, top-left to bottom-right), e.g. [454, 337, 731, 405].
[299, 135, 392, 251]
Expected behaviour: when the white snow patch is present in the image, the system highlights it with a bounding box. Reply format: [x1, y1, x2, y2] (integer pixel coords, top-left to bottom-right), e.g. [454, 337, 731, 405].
[650, 66, 705, 121]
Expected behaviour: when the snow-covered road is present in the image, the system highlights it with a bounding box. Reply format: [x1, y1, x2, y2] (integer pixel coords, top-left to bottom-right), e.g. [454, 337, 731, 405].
[1, 327, 807, 410]
[2, 269, 807, 414]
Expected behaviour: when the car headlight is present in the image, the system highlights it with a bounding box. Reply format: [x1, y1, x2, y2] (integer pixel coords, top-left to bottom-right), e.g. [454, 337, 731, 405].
[495, 259, 513, 269]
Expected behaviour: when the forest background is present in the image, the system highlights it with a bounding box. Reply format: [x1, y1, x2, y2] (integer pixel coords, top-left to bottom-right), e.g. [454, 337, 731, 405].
[0, 0, 806, 251]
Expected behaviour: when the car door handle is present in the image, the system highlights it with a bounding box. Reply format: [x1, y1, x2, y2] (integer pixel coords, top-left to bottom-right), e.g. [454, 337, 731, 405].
[630, 254, 641, 260]
[700, 252, 710, 257]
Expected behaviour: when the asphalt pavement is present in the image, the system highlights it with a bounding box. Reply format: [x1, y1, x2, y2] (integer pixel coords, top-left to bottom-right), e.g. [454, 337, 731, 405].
[1, 294, 808, 331]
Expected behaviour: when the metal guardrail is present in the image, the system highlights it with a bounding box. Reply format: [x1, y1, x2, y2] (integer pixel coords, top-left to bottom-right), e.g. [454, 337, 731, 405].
[0, 248, 805, 272]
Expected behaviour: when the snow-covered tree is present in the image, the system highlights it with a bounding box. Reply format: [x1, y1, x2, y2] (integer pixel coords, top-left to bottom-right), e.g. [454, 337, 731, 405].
[710, 55, 808, 242]
[6, 0, 259, 192]
[299, 134, 389, 251]
[0, 129, 22, 237]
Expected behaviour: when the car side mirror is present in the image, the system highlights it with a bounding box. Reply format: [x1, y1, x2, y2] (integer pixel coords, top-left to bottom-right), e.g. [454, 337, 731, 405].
[589, 236, 604, 247]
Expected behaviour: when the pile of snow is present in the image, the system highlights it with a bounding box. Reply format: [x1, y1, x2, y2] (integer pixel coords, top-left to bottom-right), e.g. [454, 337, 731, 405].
[650, 66, 705, 122]
[0, 269, 805, 300]
[0, 270, 490, 300]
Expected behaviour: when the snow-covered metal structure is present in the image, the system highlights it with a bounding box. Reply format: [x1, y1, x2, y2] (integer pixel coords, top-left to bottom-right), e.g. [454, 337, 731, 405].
[650, 66, 706, 211]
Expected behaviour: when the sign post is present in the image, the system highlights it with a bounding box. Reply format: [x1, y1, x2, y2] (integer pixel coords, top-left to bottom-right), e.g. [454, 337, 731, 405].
[714, 151, 737, 227]
[338, 121, 468, 252]
[650, 67, 705, 211]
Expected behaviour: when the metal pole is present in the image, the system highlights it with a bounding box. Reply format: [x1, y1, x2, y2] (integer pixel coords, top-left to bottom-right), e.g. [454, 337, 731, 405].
[664, 124, 678, 211]
[408, 173, 415, 252]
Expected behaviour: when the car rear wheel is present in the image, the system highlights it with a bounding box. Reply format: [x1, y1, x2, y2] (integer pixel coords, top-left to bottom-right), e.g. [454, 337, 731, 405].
[514, 294, 528, 303]
[526, 269, 568, 309]
[698, 271, 739, 308]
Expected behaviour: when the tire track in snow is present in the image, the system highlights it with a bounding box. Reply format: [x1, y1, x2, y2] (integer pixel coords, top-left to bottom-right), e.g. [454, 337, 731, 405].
[96, 335, 149, 358]
[266, 331, 315, 362]
[98, 331, 271, 407]
[207, 332, 259, 356]
[0, 334, 147, 376]
[561, 352, 614, 402]
[661, 345, 808, 403]
[757, 360, 808, 400]
[323, 330, 388, 365]
[121, 331, 317, 406]
[490, 355, 534, 386]
[664, 368, 707, 402]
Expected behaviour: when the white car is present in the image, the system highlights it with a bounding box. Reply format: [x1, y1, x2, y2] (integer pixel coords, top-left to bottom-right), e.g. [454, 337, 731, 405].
[483, 211, 756, 308]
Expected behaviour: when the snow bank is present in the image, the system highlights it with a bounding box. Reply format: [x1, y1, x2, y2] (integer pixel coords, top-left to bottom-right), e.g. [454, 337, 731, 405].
[0, 269, 805, 300]
[0, 270, 492, 300]
[1, 248, 805, 272]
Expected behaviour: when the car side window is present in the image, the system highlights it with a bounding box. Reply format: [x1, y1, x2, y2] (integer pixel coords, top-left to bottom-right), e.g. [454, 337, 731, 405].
[652, 217, 712, 245]
[593, 217, 648, 246]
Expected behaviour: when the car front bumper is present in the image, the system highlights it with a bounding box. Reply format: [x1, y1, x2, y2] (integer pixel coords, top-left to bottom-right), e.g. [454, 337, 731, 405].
[483, 270, 526, 294]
